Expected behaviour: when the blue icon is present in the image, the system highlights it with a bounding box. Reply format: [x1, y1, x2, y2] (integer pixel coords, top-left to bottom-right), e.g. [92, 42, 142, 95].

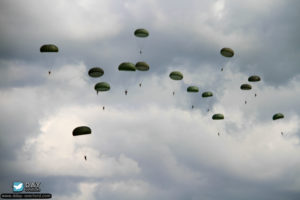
[13, 182, 23, 192]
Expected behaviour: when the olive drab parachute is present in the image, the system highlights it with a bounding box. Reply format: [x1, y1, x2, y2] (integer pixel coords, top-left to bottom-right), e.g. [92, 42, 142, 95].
[248, 75, 261, 97]
[118, 62, 136, 94]
[273, 113, 284, 120]
[240, 84, 252, 90]
[169, 71, 183, 80]
[272, 113, 285, 135]
[187, 86, 199, 93]
[118, 62, 136, 71]
[220, 47, 234, 57]
[240, 84, 252, 104]
[135, 62, 150, 71]
[134, 29, 149, 38]
[219, 47, 234, 72]
[72, 126, 92, 136]
[40, 44, 59, 52]
[248, 75, 261, 82]
[134, 28, 149, 55]
[202, 91, 213, 112]
[202, 91, 213, 98]
[88, 67, 104, 78]
[94, 82, 110, 94]
[212, 114, 224, 120]
[212, 113, 224, 136]
[40, 44, 59, 75]
[169, 71, 183, 96]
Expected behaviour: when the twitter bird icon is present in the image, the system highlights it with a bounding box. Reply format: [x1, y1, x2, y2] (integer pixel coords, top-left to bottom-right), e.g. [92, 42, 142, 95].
[13, 182, 24, 192]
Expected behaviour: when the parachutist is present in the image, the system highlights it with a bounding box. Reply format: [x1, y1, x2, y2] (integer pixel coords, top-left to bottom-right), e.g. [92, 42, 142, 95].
[245, 100, 247, 104]
[139, 83, 142, 87]
[48, 71, 51, 75]
[255, 93, 257, 97]
[173, 91, 175, 96]
[221, 68, 223, 71]
[139, 50, 142, 54]
[103, 106, 105, 110]
[125, 90, 128, 95]
[84, 155, 87, 161]
[192, 105, 194, 109]
[217, 132, 220, 136]
[281, 132, 284, 136]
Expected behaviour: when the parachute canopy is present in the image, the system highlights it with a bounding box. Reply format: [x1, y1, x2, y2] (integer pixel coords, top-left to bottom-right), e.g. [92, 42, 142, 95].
[88, 67, 104, 78]
[273, 113, 284, 120]
[169, 71, 183, 80]
[40, 44, 59, 52]
[118, 62, 136, 71]
[248, 75, 261, 82]
[220, 47, 234, 57]
[94, 82, 110, 92]
[212, 113, 224, 120]
[202, 91, 213, 98]
[135, 62, 149, 71]
[240, 84, 252, 90]
[134, 29, 149, 38]
[72, 126, 91, 136]
[187, 86, 199, 93]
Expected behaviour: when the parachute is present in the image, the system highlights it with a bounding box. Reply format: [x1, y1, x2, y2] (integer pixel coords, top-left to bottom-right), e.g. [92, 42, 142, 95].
[240, 84, 252, 90]
[272, 113, 285, 135]
[212, 113, 224, 120]
[88, 67, 104, 78]
[273, 113, 284, 120]
[220, 47, 234, 57]
[135, 62, 149, 71]
[202, 91, 213, 98]
[248, 75, 261, 97]
[134, 29, 149, 38]
[72, 126, 91, 136]
[202, 91, 213, 112]
[219, 47, 234, 71]
[169, 71, 183, 80]
[248, 75, 261, 82]
[187, 86, 199, 93]
[40, 44, 59, 75]
[212, 113, 224, 136]
[134, 28, 149, 54]
[40, 44, 59, 52]
[118, 62, 136, 71]
[118, 62, 136, 93]
[240, 84, 252, 104]
[94, 82, 110, 94]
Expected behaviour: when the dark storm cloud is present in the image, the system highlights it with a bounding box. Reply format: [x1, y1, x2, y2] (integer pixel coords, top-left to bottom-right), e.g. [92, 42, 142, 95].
[1, 0, 299, 88]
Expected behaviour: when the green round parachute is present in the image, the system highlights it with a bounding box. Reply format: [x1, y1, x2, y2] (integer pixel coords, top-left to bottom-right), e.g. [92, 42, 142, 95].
[240, 84, 252, 90]
[118, 62, 136, 71]
[135, 62, 149, 71]
[94, 82, 110, 92]
[248, 75, 261, 82]
[202, 91, 213, 98]
[273, 113, 284, 120]
[187, 86, 199, 93]
[134, 29, 149, 38]
[40, 44, 59, 52]
[212, 114, 224, 120]
[169, 71, 183, 80]
[72, 126, 91, 136]
[88, 67, 104, 78]
[220, 47, 234, 57]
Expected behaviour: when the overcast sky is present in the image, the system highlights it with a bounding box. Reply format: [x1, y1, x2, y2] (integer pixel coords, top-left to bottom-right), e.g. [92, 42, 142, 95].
[1, 0, 300, 199]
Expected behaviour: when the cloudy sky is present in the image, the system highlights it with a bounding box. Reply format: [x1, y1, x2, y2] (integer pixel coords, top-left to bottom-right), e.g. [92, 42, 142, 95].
[1, 0, 300, 199]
